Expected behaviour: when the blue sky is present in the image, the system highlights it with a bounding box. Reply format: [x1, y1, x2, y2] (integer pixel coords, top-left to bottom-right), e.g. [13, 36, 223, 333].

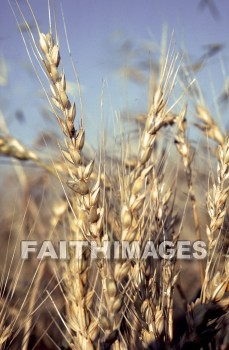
[0, 0, 228, 148]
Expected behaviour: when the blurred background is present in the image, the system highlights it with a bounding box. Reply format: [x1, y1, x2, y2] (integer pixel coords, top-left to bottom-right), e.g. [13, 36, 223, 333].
[0, 0, 229, 148]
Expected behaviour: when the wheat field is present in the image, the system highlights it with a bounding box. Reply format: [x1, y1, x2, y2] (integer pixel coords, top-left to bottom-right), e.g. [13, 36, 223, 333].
[0, 1, 228, 349]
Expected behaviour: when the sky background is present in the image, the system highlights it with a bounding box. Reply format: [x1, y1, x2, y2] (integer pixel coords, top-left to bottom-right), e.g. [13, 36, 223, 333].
[0, 0, 229, 150]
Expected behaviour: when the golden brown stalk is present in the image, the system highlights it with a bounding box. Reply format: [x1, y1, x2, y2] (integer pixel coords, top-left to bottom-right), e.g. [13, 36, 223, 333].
[140, 172, 179, 347]
[99, 90, 176, 347]
[175, 105, 204, 283]
[37, 26, 103, 350]
[98, 49, 180, 347]
[201, 136, 229, 303]
[130, 51, 180, 347]
[21, 262, 45, 350]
